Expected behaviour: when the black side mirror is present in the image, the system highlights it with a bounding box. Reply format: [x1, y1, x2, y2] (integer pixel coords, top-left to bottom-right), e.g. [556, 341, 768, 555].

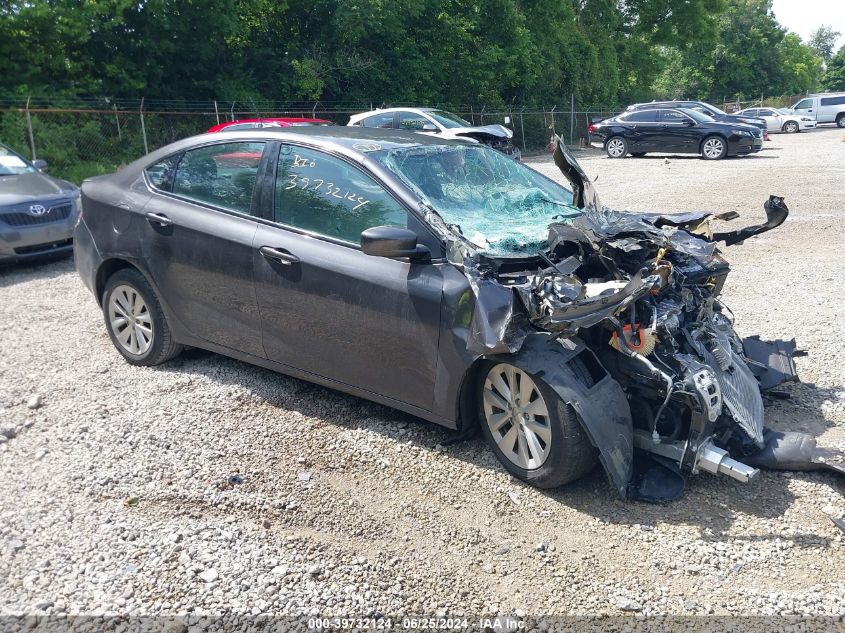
[32, 159, 48, 171]
[361, 226, 430, 261]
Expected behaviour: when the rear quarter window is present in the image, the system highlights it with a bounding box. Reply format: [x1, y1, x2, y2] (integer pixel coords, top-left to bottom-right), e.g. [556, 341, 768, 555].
[145, 155, 181, 191]
[820, 96, 845, 106]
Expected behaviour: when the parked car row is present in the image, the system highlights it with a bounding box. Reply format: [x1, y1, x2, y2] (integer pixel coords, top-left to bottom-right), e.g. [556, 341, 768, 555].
[588, 103, 765, 160]
[588, 93, 845, 160]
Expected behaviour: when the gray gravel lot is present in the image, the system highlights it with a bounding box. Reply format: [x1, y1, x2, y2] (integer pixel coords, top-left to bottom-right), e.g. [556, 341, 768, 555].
[1, 126, 844, 623]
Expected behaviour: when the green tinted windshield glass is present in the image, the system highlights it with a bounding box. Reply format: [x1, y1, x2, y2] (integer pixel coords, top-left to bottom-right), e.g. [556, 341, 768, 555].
[374, 145, 580, 256]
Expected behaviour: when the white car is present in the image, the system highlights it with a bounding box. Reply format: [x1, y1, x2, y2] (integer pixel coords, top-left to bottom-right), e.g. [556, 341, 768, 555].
[734, 107, 815, 133]
[347, 107, 521, 159]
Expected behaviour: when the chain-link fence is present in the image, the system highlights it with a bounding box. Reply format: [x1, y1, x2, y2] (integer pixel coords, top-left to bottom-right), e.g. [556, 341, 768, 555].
[719, 93, 807, 113]
[0, 97, 624, 184]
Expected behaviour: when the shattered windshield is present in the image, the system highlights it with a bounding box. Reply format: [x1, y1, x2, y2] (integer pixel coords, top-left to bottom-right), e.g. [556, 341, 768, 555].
[374, 144, 580, 256]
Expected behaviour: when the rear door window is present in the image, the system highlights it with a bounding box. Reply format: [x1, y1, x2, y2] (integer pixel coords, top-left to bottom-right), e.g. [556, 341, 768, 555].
[360, 113, 396, 129]
[660, 110, 690, 123]
[624, 110, 660, 122]
[171, 142, 266, 215]
[274, 144, 409, 244]
[398, 112, 431, 130]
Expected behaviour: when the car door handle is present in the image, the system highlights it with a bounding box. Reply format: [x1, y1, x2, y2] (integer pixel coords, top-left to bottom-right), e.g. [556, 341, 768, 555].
[145, 212, 173, 227]
[259, 246, 299, 265]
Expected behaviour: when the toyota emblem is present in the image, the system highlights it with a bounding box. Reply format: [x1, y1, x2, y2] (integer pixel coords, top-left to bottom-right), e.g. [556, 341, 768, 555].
[28, 204, 48, 217]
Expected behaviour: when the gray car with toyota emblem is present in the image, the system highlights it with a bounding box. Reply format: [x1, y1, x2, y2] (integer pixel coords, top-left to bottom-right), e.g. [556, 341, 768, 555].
[0, 142, 81, 265]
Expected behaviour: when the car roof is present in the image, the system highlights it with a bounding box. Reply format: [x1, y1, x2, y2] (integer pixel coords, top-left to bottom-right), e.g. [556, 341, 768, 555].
[348, 107, 443, 123]
[111, 126, 473, 185]
[352, 107, 438, 115]
[629, 100, 701, 108]
[207, 117, 332, 132]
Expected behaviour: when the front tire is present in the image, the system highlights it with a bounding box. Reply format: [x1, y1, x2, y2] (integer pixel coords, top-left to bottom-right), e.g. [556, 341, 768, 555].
[478, 361, 597, 488]
[782, 121, 799, 133]
[605, 136, 628, 158]
[836, 114, 845, 128]
[102, 268, 182, 366]
[701, 135, 727, 160]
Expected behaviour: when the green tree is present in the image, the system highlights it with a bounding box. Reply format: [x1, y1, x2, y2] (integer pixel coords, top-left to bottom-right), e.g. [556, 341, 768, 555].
[822, 45, 845, 91]
[776, 33, 823, 94]
[809, 25, 841, 62]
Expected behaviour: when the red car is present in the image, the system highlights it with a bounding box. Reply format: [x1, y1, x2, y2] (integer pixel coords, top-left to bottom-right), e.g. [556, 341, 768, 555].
[207, 117, 332, 133]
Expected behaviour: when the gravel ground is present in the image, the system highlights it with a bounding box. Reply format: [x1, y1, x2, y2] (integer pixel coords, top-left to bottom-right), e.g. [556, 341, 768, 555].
[1, 126, 844, 626]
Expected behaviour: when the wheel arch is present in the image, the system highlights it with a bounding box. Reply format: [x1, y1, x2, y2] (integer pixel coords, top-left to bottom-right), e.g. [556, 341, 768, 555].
[95, 258, 139, 306]
[699, 132, 727, 150]
[482, 332, 635, 497]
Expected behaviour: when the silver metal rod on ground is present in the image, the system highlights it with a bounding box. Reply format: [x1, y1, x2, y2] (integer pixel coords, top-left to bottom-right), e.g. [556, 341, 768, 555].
[214, 100, 220, 125]
[140, 97, 149, 155]
[25, 97, 36, 160]
[114, 104, 121, 141]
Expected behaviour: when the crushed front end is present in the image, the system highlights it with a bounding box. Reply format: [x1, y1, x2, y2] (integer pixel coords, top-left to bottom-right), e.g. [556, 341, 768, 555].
[444, 139, 840, 500]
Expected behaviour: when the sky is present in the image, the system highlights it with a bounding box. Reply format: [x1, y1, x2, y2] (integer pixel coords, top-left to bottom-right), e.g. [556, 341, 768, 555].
[770, 0, 845, 48]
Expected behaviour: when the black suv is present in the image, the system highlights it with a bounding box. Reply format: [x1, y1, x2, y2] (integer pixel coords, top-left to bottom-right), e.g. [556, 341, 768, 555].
[628, 101, 767, 134]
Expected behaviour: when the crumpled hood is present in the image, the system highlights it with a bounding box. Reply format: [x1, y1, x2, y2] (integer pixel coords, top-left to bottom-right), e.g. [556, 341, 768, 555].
[550, 137, 786, 247]
[451, 124, 514, 140]
[0, 172, 78, 207]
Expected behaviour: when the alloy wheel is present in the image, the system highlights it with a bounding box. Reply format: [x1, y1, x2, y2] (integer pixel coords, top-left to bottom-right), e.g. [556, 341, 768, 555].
[482, 364, 552, 470]
[606, 138, 626, 158]
[702, 138, 724, 159]
[784, 121, 798, 133]
[108, 284, 153, 355]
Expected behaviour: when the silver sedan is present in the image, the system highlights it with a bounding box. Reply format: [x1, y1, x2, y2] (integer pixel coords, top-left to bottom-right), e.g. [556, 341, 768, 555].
[735, 107, 815, 133]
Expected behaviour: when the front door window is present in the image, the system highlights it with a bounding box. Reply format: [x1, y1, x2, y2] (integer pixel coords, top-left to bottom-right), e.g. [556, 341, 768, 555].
[274, 145, 409, 244]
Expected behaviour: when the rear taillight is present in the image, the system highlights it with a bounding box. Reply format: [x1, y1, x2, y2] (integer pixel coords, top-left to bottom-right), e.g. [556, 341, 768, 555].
[587, 124, 596, 134]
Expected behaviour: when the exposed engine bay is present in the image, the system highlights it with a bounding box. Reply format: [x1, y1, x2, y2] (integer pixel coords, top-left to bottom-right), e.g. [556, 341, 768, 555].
[430, 138, 844, 501]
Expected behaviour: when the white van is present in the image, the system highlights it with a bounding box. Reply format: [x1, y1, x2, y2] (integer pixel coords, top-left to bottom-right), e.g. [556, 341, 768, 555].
[788, 93, 845, 127]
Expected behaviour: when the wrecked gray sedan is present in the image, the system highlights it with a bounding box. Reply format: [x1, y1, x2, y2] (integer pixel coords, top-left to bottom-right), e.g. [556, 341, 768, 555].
[74, 127, 842, 501]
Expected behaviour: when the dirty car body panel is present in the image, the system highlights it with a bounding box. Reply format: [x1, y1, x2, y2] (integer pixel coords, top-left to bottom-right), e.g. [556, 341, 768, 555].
[75, 127, 841, 500]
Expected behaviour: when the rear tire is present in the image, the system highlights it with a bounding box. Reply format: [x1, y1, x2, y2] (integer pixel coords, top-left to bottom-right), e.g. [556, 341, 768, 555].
[102, 269, 183, 366]
[701, 135, 727, 160]
[477, 361, 597, 488]
[782, 121, 799, 133]
[605, 136, 628, 158]
[837, 114, 845, 128]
